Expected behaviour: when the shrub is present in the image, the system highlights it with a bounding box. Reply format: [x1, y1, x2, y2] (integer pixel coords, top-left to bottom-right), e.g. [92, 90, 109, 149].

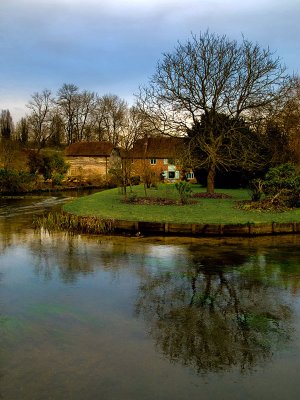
[51, 173, 65, 185]
[245, 164, 300, 210]
[27, 150, 69, 184]
[0, 169, 35, 193]
[248, 178, 265, 201]
[130, 176, 141, 186]
[175, 181, 193, 204]
[126, 192, 138, 203]
[263, 163, 300, 207]
[27, 151, 44, 175]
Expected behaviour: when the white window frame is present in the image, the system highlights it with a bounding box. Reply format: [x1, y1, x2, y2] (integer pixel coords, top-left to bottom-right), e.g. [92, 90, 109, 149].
[150, 158, 157, 165]
[186, 172, 194, 180]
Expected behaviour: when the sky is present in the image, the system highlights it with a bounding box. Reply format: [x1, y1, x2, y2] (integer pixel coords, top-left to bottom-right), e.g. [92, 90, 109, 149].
[0, 0, 299, 122]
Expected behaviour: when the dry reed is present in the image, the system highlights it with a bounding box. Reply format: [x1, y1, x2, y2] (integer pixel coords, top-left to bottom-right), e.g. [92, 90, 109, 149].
[33, 212, 115, 234]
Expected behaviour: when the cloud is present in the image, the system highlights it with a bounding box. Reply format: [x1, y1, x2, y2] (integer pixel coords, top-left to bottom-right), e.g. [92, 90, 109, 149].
[0, 0, 299, 120]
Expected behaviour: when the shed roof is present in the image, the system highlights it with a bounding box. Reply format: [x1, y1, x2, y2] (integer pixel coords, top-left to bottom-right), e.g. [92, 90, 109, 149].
[65, 141, 115, 157]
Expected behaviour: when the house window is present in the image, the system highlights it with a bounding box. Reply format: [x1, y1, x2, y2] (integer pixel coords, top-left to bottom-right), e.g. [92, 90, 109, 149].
[163, 159, 168, 165]
[186, 172, 194, 180]
[168, 171, 175, 179]
[150, 159, 157, 165]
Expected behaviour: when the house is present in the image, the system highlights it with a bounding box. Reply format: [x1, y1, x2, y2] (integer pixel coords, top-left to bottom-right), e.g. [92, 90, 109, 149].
[65, 137, 195, 183]
[127, 136, 194, 182]
[65, 141, 122, 179]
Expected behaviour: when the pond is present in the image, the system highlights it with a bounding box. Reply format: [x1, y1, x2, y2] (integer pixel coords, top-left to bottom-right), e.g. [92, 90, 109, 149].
[1, 194, 300, 399]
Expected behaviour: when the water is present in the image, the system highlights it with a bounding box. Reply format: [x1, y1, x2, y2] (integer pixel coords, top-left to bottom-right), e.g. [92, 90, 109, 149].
[1, 194, 300, 399]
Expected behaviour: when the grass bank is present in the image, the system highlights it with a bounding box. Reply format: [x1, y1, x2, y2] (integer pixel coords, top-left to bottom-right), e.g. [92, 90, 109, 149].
[63, 185, 300, 225]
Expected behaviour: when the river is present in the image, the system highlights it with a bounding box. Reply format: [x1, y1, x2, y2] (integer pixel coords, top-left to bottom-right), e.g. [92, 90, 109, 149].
[1, 193, 300, 400]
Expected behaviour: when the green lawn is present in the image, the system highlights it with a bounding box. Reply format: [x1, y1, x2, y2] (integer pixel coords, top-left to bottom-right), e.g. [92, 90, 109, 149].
[63, 184, 300, 224]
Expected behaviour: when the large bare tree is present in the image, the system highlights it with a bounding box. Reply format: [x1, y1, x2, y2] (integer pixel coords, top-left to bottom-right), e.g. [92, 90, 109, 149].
[138, 31, 291, 192]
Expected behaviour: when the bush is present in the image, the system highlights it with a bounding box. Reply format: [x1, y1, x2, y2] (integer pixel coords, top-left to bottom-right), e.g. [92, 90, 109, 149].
[51, 173, 65, 185]
[248, 178, 265, 201]
[27, 150, 69, 184]
[0, 169, 35, 194]
[130, 176, 141, 186]
[175, 181, 193, 204]
[27, 151, 44, 175]
[247, 164, 300, 209]
[126, 192, 138, 203]
[263, 163, 300, 207]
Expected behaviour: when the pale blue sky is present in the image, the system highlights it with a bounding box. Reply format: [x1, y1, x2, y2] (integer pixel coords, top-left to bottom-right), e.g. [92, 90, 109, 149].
[0, 0, 299, 121]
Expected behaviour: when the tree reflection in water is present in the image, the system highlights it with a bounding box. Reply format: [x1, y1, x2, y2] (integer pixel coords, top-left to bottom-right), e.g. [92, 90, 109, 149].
[136, 245, 293, 374]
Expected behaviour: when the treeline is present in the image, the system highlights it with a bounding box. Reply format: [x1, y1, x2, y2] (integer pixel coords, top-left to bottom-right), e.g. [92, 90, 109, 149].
[0, 84, 152, 149]
[1, 79, 299, 164]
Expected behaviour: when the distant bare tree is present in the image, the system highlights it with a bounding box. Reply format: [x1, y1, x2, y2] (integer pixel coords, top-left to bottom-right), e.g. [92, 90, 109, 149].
[0, 139, 21, 170]
[138, 31, 291, 192]
[259, 76, 300, 166]
[56, 83, 79, 145]
[56, 84, 96, 144]
[90, 95, 106, 141]
[119, 106, 150, 150]
[0, 109, 14, 140]
[27, 89, 53, 150]
[93, 94, 127, 146]
[278, 76, 300, 163]
[74, 90, 96, 142]
[16, 117, 29, 145]
[91, 97, 150, 148]
[48, 113, 65, 147]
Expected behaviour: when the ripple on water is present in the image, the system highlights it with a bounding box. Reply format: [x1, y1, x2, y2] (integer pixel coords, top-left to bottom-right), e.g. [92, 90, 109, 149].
[0, 196, 72, 217]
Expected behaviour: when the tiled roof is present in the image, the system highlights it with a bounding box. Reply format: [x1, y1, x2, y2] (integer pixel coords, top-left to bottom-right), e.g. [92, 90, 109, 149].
[128, 136, 185, 158]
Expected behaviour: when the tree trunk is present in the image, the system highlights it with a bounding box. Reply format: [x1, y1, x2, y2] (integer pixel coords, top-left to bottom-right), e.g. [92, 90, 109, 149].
[207, 164, 215, 194]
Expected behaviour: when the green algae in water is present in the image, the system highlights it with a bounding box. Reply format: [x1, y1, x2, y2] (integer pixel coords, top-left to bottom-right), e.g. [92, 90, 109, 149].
[0, 316, 29, 342]
[28, 303, 106, 331]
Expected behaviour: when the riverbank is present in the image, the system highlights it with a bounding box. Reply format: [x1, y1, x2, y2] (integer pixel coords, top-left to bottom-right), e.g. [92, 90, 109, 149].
[61, 185, 300, 236]
[0, 183, 111, 197]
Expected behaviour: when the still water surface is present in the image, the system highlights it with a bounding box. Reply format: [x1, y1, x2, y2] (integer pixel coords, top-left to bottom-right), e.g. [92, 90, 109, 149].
[1, 194, 300, 399]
